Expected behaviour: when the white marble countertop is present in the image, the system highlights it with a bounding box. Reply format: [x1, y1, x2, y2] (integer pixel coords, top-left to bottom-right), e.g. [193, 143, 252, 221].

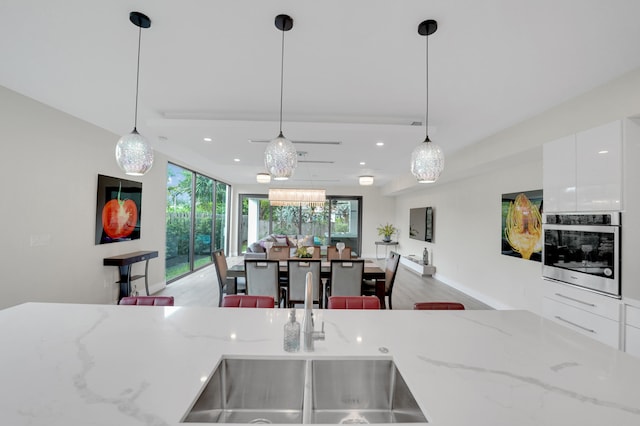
[1, 302, 640, 425]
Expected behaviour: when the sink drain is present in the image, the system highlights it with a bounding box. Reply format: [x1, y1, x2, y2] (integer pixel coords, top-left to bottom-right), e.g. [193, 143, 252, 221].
[249, 419, 272, 424]
[339, 414, 369, 424]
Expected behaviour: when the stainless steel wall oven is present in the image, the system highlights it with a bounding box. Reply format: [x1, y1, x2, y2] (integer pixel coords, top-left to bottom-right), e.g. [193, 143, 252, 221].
[542, 212, 620, 297]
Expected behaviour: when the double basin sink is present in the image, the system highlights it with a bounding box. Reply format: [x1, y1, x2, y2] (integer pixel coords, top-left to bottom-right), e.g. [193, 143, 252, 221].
[182, 357, 428, 424]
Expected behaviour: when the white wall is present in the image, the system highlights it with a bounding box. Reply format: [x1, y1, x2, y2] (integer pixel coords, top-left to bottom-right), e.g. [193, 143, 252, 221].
[392, 68, 640, 312]
[0, 86, 168, 309]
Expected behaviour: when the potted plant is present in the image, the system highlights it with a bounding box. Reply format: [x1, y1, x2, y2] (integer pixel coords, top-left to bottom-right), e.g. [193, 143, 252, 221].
[377, 223, 397, 242]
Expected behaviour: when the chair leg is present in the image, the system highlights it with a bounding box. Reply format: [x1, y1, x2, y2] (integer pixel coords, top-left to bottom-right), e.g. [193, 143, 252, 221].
[388, 293, 392, 310]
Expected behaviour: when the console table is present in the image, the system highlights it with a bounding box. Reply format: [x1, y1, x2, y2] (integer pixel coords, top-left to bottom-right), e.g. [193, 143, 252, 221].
[375, 241, 399, 259]
[400, 255, 436, 277]
[104, 250, 158, 301]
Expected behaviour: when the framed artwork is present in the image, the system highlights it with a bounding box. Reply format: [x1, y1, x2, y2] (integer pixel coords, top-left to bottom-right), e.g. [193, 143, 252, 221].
[501, 189, 543, 261]
[95, 174, 142, 244]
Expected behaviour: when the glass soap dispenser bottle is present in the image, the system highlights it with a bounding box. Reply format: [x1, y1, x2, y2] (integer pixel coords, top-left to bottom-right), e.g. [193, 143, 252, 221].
[284, 308, 300, 352]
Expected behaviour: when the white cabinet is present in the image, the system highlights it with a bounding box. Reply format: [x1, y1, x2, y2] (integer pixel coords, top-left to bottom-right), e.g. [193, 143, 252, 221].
[541, 279, 621, 349]
[543, 134, 576, 212]
[543, 120, 622, 212]
[400, 256, 435, 276]
[575, 120, 622, 211]
[621, 118, 640, 300]
[624, 304, 640, 358]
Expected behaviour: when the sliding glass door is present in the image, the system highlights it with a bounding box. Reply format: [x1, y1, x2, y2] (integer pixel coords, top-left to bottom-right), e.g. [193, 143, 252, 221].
[166, 163, 230, 282]
[238, 194, 362, 255]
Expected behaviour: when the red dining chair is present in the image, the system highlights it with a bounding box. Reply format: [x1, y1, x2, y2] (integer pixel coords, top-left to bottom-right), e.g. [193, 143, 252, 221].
[221, 295, 275, 308]
[413, 302, 465, 310]
[119, 296, 175, 306]
[327, 296, 380, 310]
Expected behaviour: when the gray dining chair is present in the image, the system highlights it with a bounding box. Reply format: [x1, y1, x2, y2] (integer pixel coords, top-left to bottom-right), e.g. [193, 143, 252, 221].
[244, 259, 285, 307]
[326, 260, 365, 306]
[287, 259, 322, 308]
[212, 250, 246, 307]
[362, 251, 401, 309]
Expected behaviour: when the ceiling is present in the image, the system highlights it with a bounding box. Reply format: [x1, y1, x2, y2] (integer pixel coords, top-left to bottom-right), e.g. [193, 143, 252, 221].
[3, 0, 640, 188]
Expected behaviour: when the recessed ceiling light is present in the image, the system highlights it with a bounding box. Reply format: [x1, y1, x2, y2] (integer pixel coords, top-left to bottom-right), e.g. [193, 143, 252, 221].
[598, 150, 609, 154]
[360, 162, 366, 166]
[203, 137, 212, 142]
[376, 142, 384, 146]
[233, 158, 240, 162]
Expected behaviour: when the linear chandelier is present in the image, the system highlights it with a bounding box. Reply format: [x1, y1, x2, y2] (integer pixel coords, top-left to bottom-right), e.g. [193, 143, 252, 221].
[268, 188, 326, 207]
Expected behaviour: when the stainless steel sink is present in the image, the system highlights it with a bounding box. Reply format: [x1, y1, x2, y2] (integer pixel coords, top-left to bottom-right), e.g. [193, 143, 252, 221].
[182, 357, 427, 424]
[310, 358, 427, 424]
[182, 358, 307, 423]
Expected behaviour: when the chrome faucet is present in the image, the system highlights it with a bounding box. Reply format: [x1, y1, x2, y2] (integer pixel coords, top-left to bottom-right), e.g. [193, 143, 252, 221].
[302, 271, 325, 351]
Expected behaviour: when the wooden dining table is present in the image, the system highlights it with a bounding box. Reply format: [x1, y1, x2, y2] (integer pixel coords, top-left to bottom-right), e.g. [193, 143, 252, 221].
[227, 259, 388, 308]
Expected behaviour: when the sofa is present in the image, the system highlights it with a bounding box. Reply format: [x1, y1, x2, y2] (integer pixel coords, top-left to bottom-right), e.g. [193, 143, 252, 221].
[246, 234, 318, 254]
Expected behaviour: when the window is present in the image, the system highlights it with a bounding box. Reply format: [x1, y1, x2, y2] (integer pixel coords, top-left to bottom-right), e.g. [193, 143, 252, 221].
[166, 163, 230, 282]
[239, 195, 362, 255]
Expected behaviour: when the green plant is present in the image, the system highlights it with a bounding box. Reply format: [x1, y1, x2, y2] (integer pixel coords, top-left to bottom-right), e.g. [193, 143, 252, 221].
[377, 223, 397, 238]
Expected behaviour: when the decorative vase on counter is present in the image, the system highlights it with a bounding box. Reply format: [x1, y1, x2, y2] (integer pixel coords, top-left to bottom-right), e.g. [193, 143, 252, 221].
[423, 247, 429, 265]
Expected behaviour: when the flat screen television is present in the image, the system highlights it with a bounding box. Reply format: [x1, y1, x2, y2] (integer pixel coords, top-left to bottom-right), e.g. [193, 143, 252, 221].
[409, 207, 433, 242]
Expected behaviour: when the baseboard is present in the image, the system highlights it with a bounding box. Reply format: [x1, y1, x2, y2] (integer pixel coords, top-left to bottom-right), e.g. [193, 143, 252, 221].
[432, 273, 514, 310]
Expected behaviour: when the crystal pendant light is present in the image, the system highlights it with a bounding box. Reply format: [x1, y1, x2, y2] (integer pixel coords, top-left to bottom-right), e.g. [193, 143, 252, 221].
[115, 11, 154, 176]
[264, 14, 297, 181]
[411, 19, 444, 184]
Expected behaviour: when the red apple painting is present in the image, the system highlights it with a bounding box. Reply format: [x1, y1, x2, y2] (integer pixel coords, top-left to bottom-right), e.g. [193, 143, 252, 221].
[95, 175, 142, 244]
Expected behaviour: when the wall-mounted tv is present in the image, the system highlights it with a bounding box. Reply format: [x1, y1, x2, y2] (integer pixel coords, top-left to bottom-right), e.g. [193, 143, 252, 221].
[409, 207, 433, 242]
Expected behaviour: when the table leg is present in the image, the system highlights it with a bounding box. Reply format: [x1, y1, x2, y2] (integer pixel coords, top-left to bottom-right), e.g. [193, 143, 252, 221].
[375, 280, 386, 309]
[117, 265, 132, 301]
[143, 259, 150, 296]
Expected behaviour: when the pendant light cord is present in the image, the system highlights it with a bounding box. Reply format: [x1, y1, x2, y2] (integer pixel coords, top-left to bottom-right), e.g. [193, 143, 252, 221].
[278, 27, 285, 135]
[424, 31, 429, 141]
[133, 25, 142, 131]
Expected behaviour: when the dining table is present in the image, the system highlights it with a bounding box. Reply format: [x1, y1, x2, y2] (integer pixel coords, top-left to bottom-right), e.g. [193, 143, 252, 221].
[227, 259, 388, 308]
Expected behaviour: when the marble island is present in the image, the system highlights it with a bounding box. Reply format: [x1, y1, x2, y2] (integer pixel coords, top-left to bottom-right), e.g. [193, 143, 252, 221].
[1, 302, 640, 425]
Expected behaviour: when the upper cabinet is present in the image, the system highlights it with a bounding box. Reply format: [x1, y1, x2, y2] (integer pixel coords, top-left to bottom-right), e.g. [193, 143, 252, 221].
[543, 134, 577, 212]
[575, 120, 622, 211]
[543, 120, 622, 212]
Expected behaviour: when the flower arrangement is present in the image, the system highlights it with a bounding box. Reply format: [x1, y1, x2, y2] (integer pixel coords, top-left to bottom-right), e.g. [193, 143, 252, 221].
[377, 223, 397, 242]
[295, 243, 313, 258]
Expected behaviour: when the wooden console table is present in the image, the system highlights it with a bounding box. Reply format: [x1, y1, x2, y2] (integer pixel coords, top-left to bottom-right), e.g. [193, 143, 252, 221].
[104, 250, 158, 301]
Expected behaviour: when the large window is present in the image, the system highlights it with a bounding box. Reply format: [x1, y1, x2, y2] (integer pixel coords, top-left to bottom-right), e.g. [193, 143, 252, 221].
[166, 163, 230, 282]
[239, 195, 362, 255]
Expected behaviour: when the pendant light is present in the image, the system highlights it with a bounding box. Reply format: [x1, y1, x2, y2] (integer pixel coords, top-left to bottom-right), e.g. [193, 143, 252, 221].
[264, 14, 297, 180]
[410, 19, 444, 183]
[115, 11, 154, 176]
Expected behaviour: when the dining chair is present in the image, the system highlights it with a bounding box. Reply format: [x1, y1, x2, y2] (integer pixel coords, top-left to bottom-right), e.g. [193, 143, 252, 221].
[267, 246, 291, 260]
[327, 296, 380, 310]
[221, 295, 275, 308]
[362, 251, 401, 309]
[326, 260, 365, 306]
[244, 259, 285, 307]
[326, 245, 352, 260]
[413, 302, 466, 310]
[287, 259, 322, 308]
[119, 296, 174, 306]
[212, 250, 246, 307]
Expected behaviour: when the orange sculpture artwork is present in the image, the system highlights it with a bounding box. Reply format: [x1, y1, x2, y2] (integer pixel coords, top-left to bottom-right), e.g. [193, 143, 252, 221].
[504, 193, 542, 260]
